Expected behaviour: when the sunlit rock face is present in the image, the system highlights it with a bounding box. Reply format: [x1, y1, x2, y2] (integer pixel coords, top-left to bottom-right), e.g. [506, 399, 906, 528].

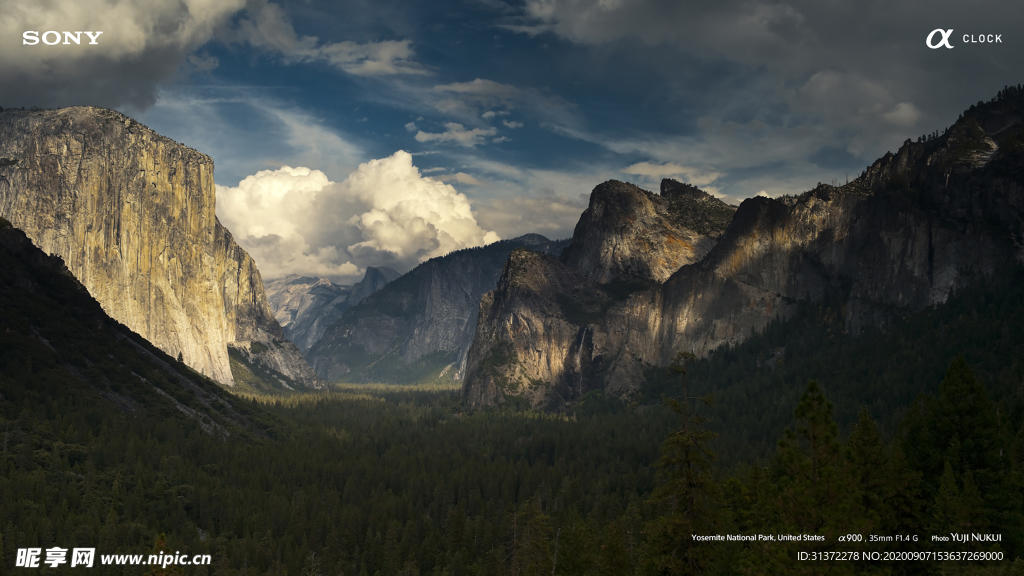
[0, 106, 320, 388]
[560, 179, 735, 284]
[464, 101, 1024, 409]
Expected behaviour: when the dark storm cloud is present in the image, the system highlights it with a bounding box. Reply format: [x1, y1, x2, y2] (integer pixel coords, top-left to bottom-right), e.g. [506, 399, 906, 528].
[0, 48, 187, 109]
[0, 0, 247, 108]
[486, 0, 1023, 200]
[514, 0, 1023, 131]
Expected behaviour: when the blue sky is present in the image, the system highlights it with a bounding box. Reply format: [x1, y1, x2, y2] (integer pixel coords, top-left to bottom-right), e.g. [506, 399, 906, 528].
[3, 0, 1022, 281]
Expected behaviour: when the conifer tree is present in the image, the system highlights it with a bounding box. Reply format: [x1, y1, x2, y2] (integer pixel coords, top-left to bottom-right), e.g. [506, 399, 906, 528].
[846, 407, 928, 567]
[744, 381, 873, 576]
[931, 357, 1002, 488]
[882, 445, 927, 573]
[592, 522, 628, 576]
[552, 510, 594, 576]
[902, 356, 1020, 556]
[774, 381, 861, 536]
[143, 533, 185, 576]
[932, 460, 965, 533]
[847, 408, 888, 526]
[509, 498, 553, 576]
[643, 352, 723, 576]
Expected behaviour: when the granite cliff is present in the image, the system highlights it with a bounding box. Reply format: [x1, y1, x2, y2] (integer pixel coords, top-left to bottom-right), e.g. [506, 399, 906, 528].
[307, 234, 568, 383]
[464, 90, 1024, 409]
[560, 179, 735, 283]
[0, 106, 321, 389]
[464, 180, 736, 409]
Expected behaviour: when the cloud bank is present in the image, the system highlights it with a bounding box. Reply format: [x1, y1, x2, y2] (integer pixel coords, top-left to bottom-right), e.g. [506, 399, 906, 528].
[415, 123, 498, 147]
[216, 151, 500, 282]
[621, 161, 721, 187]
[229, 0, 427, 76]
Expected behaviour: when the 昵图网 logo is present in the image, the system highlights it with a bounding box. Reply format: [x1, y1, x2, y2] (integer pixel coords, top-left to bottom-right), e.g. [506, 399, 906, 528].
[926, 28, 1003, 49]
[22, 31, 103, 45]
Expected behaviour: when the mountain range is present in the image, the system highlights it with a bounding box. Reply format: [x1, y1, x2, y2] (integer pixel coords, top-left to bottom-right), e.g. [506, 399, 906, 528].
[463, 87, 1024, 409]
[5, 88, 1024, 411]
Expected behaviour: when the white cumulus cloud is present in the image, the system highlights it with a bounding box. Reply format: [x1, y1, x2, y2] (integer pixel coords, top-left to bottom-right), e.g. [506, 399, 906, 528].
[216, 151, 499, 282]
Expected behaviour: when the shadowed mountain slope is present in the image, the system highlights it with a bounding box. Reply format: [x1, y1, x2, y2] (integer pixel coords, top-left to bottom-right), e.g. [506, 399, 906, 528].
[465, 87, 1024, 409]
[307, 234, 569, 383]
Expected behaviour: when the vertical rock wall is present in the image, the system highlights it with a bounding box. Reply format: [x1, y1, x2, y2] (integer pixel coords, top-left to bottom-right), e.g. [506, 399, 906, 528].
[0, 106, 317, 387]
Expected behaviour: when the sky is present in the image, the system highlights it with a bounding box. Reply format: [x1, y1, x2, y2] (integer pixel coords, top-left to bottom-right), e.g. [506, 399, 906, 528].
[2, 0, 1022, 282]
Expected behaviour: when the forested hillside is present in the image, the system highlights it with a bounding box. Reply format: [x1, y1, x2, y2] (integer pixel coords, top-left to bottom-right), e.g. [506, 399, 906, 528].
[644, 264, 1024, 466]
[5, 352, 1022, 575]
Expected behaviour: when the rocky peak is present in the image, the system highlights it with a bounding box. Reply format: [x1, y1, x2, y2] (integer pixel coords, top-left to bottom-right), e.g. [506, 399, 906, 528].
[559, 179, 736, 284]
[348, 266, 400, 307]
[264, 266, 399, 354]
[512, 232, 559, 248]
[464, 247, 611, 409]
[858, 86, 1024, 196]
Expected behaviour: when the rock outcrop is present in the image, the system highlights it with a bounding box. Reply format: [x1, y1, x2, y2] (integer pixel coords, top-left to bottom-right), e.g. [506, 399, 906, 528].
[463, 248, 613, 408]
[463, 91, 1024, 409]
[560, 179, 735, 283]
[307, 234, 568, 383]
[0, 106, 321, 388]
[464, 181, 735, 409]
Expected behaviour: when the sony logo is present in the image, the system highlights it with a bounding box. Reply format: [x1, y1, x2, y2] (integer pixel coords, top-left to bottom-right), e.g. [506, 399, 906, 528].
[22, 31, 104, 46]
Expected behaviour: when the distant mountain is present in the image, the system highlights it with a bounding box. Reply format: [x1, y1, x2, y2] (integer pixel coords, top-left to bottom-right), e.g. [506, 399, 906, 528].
[0, 106, 321, 390]
[0, 217, 274, 436]
[348, 266, 401, 306]
[464, 87, 1024, 409]
[264, 267, 399, 352]
[306, 234, 569, 383]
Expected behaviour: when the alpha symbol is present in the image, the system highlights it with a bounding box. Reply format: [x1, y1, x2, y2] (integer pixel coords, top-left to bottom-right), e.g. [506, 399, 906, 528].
[926, 29, 954, 49]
